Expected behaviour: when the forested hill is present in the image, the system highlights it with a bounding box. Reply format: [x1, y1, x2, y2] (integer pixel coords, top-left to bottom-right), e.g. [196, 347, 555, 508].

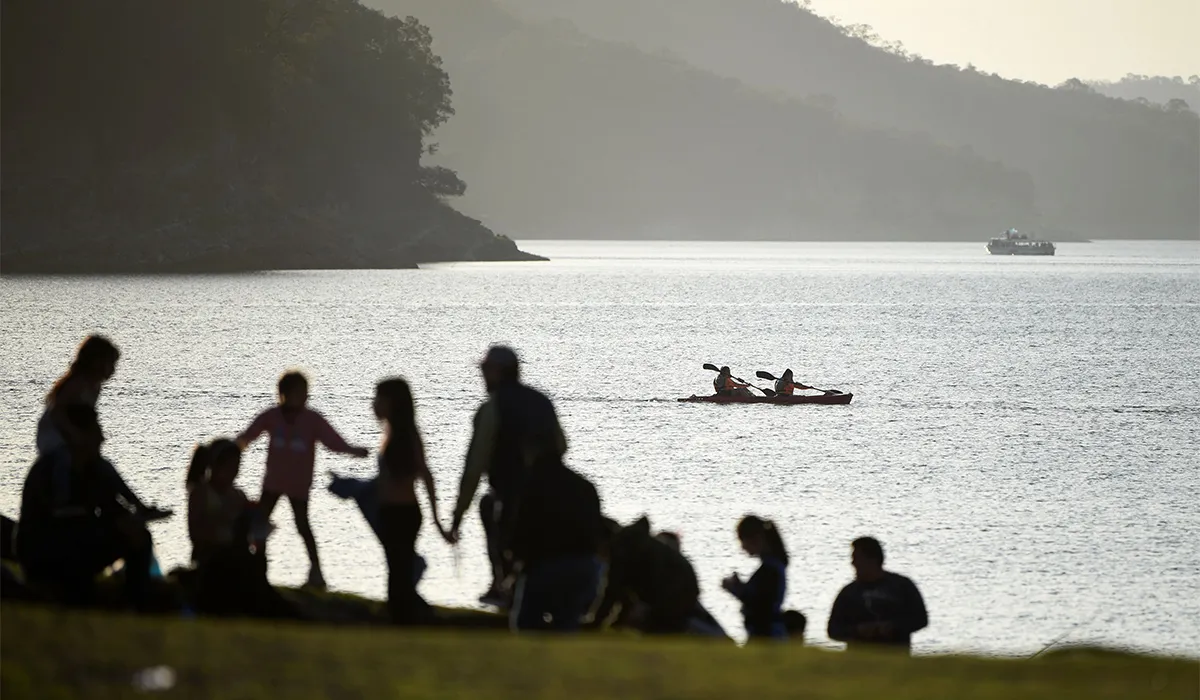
[495, 0, 1200, 240]
[0, 0, 537, 273]
[1089, 76, 1200, 112]
[370, 0, 1039, 240]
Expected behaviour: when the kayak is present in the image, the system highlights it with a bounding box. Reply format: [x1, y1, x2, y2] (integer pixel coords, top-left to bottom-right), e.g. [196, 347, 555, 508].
[677, 393, 853, 405]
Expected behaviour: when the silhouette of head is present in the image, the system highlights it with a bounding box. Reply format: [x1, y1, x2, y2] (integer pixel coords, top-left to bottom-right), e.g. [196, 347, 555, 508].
[480, 345, 520, 391]
[851, 536, 885, 582]
[719, 366, 730, 375]
[74, 335, 121, 381]
[278, 371, 309, 408]
[737, 515, 789, 565]
[783, 369, 793, 380]
[208, 438, 242, 491]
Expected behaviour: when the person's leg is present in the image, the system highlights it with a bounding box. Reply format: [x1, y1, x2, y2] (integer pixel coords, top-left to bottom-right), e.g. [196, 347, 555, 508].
[479, 492, 502, 594]
[289, 497, 323, 588]
[509, 566, 552, 632]
[379, 504, 422, 624]
[115, 519, 152, 609]
[552, 556, 602, 632]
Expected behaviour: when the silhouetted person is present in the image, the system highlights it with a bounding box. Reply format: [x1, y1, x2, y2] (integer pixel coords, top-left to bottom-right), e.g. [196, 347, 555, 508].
[449, 345, 567, 606]
[237, 371, 369, 590]
[827, 537, 928, 653]
[714, 366, 752, 397]
[722, 515, 789, 640]
[37, 335, 120, 455]
[373, 378, 452, 625]
[186, 439, 297, 619]
[773, 369, 812, 396]
[506, 455, 604, 632]
[593, 517, 699, 634]
[16, 405, 169, 609]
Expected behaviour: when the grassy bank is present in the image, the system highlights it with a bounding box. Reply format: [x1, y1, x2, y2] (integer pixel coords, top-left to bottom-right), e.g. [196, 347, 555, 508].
[1, 603, 1196, 699]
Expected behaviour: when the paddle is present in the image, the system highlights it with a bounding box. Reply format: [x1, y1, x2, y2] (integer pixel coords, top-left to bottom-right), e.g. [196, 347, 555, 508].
[703, 364, 776, 397]
[755, 371, 842, 396]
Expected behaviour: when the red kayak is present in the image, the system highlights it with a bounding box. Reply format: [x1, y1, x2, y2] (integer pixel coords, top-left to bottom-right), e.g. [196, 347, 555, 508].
[677, 392, 853, 405]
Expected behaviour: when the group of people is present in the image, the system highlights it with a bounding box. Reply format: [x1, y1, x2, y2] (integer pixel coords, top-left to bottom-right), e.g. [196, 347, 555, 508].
[713, 367, 812, 397]
[6, 335, 929, 650]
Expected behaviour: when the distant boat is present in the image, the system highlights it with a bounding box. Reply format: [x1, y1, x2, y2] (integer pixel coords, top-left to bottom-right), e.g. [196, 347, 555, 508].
[987, 228, 1055, 256]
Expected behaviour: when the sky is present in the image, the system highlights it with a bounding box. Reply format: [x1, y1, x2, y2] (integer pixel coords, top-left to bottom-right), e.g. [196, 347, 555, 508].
[804, 0, 1199, 84]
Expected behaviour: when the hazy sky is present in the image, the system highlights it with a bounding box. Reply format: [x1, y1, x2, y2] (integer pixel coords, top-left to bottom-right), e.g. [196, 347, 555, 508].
[805, 0, 1199, 84]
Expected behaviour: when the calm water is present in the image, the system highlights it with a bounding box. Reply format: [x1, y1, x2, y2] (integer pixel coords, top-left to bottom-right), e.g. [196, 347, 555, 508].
[1, 240, 1198, 656]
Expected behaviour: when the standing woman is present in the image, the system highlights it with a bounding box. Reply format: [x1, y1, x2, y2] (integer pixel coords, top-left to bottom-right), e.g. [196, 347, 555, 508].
[373, 378, 451, 624]
[37, 335, 120, 455]
[722, 515, 790, 640]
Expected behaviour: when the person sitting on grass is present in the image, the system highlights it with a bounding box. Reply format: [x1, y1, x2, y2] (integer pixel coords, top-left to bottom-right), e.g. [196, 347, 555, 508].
[827, 536, 928, 653]
[722, 515, 789, 640]
[16, 405, 171, 610]
[186, 438, 297, 619]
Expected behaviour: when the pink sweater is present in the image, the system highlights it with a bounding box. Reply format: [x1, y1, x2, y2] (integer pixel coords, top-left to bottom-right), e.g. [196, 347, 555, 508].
[238, 406, 357, 499]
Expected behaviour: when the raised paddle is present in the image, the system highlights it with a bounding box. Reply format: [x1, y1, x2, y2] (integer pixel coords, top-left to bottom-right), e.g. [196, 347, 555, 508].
[703, 364, 776, 397]
[755, 371, 842, 396]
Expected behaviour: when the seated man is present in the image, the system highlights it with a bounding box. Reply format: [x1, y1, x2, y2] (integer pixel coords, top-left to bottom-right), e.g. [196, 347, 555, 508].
[827, 537, 928, 653]
[507, 461, 605, 632]
[15, 405, 170, 609]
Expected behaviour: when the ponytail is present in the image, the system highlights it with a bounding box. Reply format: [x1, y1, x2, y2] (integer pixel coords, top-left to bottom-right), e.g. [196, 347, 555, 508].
[737, 514, 790, 566]
[186, 443, 212, 487]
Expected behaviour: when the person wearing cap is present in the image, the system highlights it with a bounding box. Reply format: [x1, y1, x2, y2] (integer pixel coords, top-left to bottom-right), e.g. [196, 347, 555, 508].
[449, 345, 568, 606]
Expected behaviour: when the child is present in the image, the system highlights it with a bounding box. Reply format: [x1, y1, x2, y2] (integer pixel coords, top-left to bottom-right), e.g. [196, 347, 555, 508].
[238, 371, 369, 589]
[372, 377, 451, 624]
[185, 439, 295, 619]
[186, 439, 253, 565]
[722, 515, 789, 640]
[37, 335, 120, 455]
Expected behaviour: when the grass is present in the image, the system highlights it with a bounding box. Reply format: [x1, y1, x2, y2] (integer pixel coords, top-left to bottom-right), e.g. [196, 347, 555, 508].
[2, 603, 1197, 700]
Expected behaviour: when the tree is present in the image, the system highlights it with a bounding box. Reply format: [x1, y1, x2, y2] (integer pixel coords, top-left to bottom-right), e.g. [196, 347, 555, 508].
[1165, 98, 1192, 114]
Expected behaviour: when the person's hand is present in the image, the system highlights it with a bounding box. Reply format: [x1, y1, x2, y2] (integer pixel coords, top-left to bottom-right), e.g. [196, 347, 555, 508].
[448, 524, 461, 544]
[439, 523, 458, 545]
[352, 447, 370, 459]
[141, 506, 173, 523]
[721, 574, 741, 593]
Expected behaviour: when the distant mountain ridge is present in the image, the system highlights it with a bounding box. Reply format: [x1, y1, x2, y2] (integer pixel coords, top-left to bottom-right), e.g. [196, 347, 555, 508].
[489, 0, 1199, 240]
[371, 0, 1041, 240]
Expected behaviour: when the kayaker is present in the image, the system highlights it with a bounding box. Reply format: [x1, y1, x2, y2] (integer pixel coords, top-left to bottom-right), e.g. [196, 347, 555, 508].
[714, 367, 752, 397]
[773, 369, 812, 396]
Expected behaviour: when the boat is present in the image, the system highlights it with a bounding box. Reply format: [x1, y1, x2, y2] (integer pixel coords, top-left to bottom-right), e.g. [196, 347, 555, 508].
[677, 392, 853, 405]
[987, 228, 1055, 256]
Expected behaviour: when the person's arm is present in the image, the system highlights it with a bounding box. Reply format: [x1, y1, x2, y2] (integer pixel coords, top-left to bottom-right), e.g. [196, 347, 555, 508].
[236, 410, 270, 450]
[451, 401, 497, 532]
[314, 412, 368, 457]
[826, 586, 857, 643]
[890, 577, 929, 636]
[97, 458, 148, 513]
[416, 438, 448, 540]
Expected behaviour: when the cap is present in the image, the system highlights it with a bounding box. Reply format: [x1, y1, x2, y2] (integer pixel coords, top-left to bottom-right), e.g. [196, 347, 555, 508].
[480, 345, 519, 367]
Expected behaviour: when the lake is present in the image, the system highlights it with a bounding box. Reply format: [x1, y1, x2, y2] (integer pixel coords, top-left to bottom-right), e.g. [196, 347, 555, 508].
[1, 239, 1197, 656]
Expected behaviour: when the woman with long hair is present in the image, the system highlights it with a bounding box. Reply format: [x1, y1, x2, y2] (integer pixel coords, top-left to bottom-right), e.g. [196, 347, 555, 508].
[37, 335, 120, 454]
[722, 515, 790, 640]
[373, 377, 451, 624]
